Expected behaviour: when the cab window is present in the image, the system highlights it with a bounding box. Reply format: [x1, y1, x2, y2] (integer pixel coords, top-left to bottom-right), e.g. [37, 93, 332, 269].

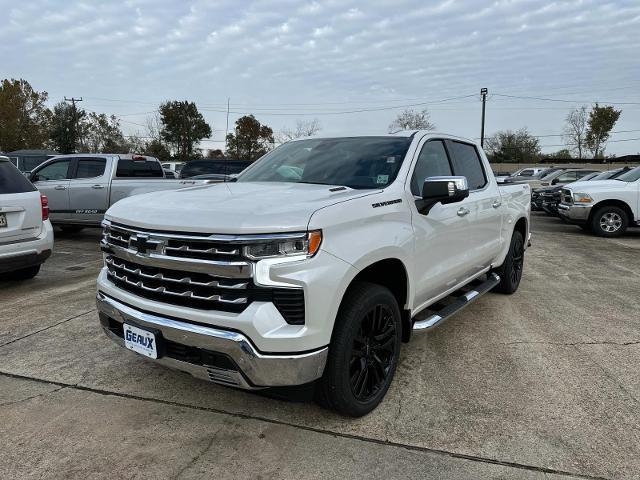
[116, 159, 163, 178]
[410, 140, 452, 196]
[74, 158, 107, 179]
[33, 159, 72, 181]
[448, 141, 487, 190]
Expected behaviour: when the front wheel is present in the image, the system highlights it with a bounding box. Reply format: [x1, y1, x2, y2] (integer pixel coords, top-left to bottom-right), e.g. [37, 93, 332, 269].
[493, 230, 524, 294]
[316, 282, 402, 417]
[590, 206, 628, 237]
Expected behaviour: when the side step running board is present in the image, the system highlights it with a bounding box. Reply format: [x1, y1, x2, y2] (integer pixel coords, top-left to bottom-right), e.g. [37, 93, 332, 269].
[412, 273, 500, 332]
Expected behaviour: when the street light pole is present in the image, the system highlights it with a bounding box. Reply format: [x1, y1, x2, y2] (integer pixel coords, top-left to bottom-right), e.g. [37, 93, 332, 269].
[480, 88, 488, 148]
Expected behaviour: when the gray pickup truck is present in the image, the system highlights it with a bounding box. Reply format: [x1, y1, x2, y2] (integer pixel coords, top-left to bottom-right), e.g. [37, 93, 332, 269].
[28, 154, 204, 231]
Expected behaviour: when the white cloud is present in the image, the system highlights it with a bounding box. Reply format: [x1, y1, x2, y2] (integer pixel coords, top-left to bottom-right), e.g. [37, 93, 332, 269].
[2, 0, 639, 154]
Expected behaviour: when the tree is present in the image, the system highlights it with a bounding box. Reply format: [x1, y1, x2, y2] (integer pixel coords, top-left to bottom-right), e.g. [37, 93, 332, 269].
[278, 118, 321, 143]
[159, 101, 212, 160]
[484, 128, 541, 163]
[225, 115, 274, 161]
[79, 112, 128, 153]
[563, 106, 588, 159]
[552, 149, 572, 159]
[388, 108, 435, 133]
[586, 104, 621, 159]
[206, 149, 225, 159]
[144, 139, 172, 162]
[49, 101, 84, 154]
[0, 78, 50, 151]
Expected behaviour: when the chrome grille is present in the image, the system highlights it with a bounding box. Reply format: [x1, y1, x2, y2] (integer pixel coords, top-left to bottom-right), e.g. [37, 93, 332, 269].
[561, 188, 573, 204]
[106, 256, 250, 309]
[101, 221, 306, 323]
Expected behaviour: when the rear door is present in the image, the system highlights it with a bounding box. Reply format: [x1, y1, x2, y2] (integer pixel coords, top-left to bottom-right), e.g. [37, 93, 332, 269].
[0, 160, 42, 242]
[68, 157, 110, 224]
[445, 140, 503, 276]
[31, 158, 73, 222]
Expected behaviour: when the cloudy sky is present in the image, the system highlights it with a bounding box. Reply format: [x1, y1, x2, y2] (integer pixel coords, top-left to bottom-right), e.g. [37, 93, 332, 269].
[2, 0, 640, 155]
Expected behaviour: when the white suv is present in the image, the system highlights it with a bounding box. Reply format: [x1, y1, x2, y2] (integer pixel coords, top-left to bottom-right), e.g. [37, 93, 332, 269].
[0, 157, 54, 279]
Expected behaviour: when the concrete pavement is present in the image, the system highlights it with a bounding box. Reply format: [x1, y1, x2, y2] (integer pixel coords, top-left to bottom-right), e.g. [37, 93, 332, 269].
[0, 219, 638, 480]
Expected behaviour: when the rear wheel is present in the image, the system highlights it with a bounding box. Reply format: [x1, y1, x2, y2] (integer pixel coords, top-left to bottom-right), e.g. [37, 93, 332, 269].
[316, 282, 401, 417]
[590, 206, 628, 237]
[8, 265, 40, 280]
[493, 231, 524, 294]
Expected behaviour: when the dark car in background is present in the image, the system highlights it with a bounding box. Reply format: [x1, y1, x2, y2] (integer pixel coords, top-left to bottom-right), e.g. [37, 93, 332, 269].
[179, 160, 251, 179]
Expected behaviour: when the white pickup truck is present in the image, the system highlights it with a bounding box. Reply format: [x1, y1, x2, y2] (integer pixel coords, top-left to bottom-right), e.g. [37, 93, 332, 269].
[558, 166, 640, 236]
[96, 132, 530, 416]
[28, 154, 204, 231]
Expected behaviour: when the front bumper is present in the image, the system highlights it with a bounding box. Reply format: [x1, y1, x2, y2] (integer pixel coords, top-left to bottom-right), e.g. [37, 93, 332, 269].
[558, 203, 592, 224]
[96, 292, 328, 389]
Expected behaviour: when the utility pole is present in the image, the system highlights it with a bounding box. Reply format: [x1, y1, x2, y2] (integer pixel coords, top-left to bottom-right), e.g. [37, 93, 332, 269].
[224, 97, 230, 151]
[480, 88, 488, 148]
[64, 96, 83, 153]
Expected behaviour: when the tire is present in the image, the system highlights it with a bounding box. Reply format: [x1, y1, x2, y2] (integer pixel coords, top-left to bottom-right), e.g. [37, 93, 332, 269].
[316, 282, 402, 417]
[493, 230, 524, 294]
[590, 206, 628, 237]
[8, 265, 40, 280]
[59, 225, 85, 234]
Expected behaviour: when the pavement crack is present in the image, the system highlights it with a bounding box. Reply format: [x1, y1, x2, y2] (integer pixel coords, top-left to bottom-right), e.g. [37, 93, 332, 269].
[0, 385, 68, 407]
[0, 370, 612, 480]
[172, 432, 219, 479]
[504, 340, 640, 347]
[0, 309, 96, 349]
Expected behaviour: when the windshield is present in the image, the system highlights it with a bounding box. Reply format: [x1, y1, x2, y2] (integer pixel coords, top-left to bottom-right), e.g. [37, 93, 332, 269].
[237, 137, 412, 189]
[615, 166, 640, 182]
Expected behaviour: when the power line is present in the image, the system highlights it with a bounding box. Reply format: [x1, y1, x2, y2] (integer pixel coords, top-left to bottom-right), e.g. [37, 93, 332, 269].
[492, 93, 640, 106]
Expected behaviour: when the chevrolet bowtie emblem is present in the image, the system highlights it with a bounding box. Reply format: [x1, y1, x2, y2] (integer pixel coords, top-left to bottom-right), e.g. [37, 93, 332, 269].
[128, 234, 164, 255]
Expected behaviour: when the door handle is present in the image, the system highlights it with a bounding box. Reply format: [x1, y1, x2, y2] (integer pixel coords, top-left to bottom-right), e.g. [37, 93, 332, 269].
[457, 207, 470, 217]
[492, 200, 502, 208]
[54, 185, 67, 190]
[91, 185, 105, 189]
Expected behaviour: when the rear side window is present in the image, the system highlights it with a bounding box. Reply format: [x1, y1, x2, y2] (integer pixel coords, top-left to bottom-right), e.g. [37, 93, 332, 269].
[448, 141, 487, 190]
[410, 140, 452, 195]
[0, 161, 37, 194]
[116, 159, 163, 178]
[75, 158, 107, 179]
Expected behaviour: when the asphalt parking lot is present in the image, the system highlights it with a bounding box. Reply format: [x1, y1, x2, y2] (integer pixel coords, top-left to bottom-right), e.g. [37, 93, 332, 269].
[1, 214, 639, 480]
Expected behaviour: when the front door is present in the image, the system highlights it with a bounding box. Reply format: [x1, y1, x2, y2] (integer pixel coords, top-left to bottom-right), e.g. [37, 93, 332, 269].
[409, 139, 472, 308]
[31, 158, 73, 222]
[68, 157, 109, 224]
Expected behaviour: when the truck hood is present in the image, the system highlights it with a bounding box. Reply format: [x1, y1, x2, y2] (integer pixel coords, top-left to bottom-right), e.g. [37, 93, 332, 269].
[562, 179, 624, 193]
[106, 181, 379, 234]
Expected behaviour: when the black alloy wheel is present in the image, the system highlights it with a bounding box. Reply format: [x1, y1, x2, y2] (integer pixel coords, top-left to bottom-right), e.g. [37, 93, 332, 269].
[350, 304, 397, 402]
[316, 282, 402, 417]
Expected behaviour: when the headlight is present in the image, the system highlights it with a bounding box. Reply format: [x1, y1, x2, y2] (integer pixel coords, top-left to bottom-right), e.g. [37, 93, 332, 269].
[572, 193, 593, 204]
[244, 230, 322, 260]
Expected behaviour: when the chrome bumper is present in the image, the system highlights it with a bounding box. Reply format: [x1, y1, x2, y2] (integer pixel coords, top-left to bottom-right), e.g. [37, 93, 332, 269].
[96, 292, 328, 389]
[558, 203, 592, 222]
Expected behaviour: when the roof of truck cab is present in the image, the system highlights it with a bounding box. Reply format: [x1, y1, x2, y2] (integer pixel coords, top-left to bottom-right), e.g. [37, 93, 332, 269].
[286, 131, 477, 144]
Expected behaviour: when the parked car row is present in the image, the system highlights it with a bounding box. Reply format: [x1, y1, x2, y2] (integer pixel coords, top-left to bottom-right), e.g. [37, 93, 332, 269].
[532, 166, 639, 237]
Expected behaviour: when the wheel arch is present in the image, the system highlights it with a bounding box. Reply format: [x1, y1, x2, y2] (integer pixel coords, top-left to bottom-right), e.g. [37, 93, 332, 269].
[588, 199, 634, 224]
[339, 258, 412, 343]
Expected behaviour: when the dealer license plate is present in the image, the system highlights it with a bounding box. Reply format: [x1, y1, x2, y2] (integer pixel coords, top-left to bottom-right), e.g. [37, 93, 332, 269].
[123, 324, 158, 359]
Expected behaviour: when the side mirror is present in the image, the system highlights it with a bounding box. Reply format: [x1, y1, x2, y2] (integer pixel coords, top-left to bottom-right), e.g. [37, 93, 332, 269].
[417, 176, 469, 214]
[551, 178, 559, 185]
